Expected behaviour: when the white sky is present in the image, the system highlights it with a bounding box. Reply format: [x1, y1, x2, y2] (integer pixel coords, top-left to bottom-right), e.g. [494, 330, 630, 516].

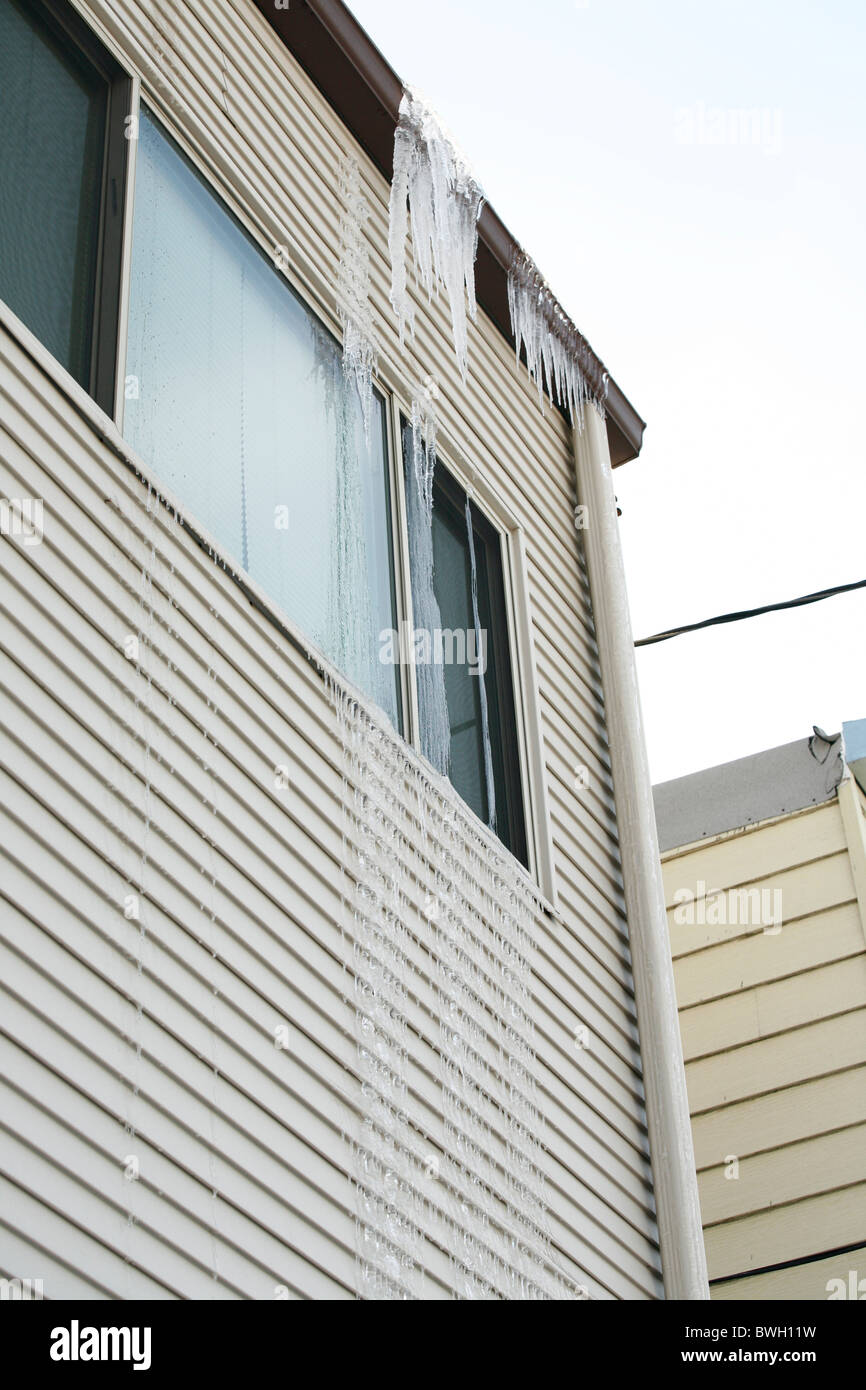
[348, 0, 866, 783]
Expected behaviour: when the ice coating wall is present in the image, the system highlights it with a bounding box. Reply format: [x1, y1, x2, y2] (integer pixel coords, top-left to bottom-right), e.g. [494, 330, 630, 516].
[332, 683, 584, 1300]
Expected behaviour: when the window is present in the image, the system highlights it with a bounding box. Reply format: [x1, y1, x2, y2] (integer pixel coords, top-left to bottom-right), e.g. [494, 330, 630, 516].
[403, 421, 529, 866]
[0, 2, 537, 877]
[0, 0, 128, 412]
[124, 108, 401, 730]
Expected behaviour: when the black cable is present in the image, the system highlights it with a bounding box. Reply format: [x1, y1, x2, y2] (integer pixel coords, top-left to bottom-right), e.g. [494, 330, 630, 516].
[635, 577, 866, 648]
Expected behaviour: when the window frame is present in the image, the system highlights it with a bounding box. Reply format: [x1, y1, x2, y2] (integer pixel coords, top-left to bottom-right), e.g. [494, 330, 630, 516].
[442, 468, 529, 866]
[399, 420, 529, 866]
[6, 0, 132, 415]
[390, 394, 554, 895]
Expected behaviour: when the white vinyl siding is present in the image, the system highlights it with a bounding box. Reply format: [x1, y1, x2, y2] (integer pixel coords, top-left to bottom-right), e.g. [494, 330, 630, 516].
[0, 0, 661, 1299]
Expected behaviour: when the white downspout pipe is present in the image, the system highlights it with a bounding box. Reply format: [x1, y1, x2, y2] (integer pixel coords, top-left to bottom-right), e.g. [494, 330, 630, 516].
[573, 407, 709, 1301]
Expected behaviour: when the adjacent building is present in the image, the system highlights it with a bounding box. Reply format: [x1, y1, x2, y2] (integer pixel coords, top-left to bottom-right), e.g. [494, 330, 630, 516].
[657, 722, 866, 1299]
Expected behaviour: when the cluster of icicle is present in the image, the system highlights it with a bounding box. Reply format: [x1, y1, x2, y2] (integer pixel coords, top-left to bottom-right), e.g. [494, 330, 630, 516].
[389, 89, 484, 381]
[337, 153, 377, 439]
[404, 379, 451, 778]
[329, 680, 583, 1300]
[507, 249, 609, 431]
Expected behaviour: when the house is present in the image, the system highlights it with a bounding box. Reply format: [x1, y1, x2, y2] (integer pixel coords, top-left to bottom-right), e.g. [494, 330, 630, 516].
[0, 0, 705, 1299]
[656, 722, 866, 1299]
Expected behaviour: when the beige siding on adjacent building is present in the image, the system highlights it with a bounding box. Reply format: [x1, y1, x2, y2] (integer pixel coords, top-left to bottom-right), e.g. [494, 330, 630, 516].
[663, 797, 866, 1298]
[0, 0, 661, 1298]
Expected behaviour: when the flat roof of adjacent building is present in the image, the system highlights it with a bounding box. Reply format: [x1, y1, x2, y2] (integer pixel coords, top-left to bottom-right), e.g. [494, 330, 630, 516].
[251, 0, 646, 465]
[653, 728, 846, 853]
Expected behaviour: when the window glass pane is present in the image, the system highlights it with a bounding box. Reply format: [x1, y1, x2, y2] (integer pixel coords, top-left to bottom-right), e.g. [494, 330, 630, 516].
[404, 423, 527, 863]
[125, 109, 400, 730]
[0, 0, 107, 387]
[431, 499, 490, 822]
[465, 518, 520, 855]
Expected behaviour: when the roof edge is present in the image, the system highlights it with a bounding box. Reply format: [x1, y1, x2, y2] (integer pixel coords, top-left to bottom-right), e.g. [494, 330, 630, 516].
[653, 730, 846, 853]
[252, 0, 646, 464]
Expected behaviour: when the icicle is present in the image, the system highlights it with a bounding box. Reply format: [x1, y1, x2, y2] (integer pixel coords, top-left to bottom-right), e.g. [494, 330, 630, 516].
[465, 494, 496, 834]
[406, 379, 450, 777]
[337, 152, 377, 440]
[311, 324, 392, 721]
[389, 89, 484, 381]
[507, 248, 609, 431]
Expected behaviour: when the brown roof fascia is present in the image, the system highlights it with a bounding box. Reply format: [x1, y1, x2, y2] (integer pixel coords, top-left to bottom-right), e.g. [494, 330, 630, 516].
[252, 0, 645, 464]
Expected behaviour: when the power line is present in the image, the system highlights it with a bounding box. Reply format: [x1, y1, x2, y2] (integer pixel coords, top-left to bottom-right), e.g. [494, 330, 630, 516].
[634, 577, 866, 649]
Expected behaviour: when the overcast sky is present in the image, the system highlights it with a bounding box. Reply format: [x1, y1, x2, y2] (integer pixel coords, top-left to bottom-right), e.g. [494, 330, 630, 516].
[349, 0, 866, 783]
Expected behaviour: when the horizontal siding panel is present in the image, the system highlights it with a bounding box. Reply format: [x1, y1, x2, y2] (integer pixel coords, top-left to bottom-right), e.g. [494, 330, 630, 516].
[685, 1010, 866, 1114]
[0, 539, 644, 1106]
[662, 804, 846, 902]
[0, 1028, 365, 1296]
[692, 1068, 866, 1167]
[0, 1180, 176, 1300]
[712, 1247, 866, 1301]
[0, 591, 644, 1147]
[680, 957, 866, 1061]
[704, 1186, 866, 1282]
[666, 852, 857, 959]
[698, 1124, 866, 1225]
[674, 905, 864, 1009]
[0, 658, 648, 1158]
[540, 704, 618, 839]
[670, 791, 866, 1292]
[0, 346, 661, 1300]
[0, 1086, 344, 1301]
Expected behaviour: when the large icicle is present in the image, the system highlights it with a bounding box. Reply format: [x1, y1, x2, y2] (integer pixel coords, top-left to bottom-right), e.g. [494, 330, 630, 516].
[337, 152, 377, 439]
[389, 90, 484, 381]
[331, 678, 585, 1299]
[405, 379, 451, 777]
[507, 249, 609, 430]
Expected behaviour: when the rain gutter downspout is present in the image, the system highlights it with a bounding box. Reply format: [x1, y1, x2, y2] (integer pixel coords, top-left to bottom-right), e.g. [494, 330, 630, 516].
[573, 407, 709, 1301]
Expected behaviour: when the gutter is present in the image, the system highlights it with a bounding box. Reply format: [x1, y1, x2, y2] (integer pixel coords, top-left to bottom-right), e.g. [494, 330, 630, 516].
[252, 0, 646, 465]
